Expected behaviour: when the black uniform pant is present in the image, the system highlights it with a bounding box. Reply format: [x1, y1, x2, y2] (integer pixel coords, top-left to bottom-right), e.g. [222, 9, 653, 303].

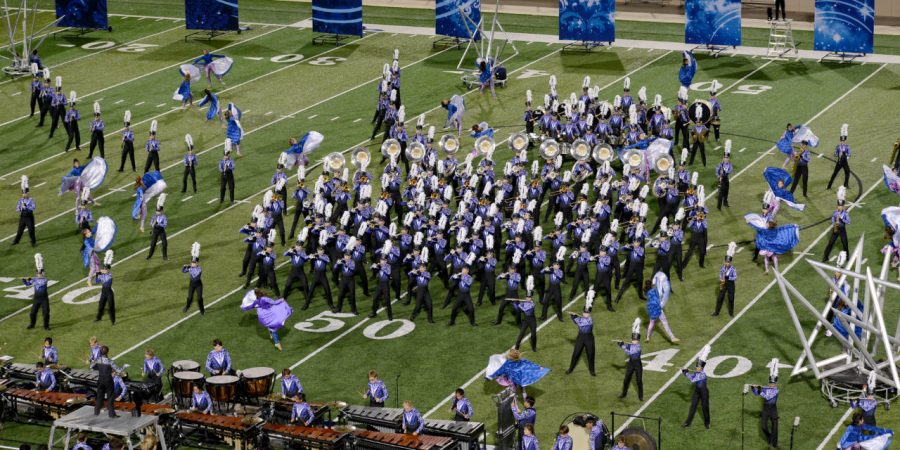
[336, 276, 357, 313]
[120, 141, 135, 171]
[685, 386, 710, 426]
[29, 292, 50, 328]
[615, 264, 645, 303]
[828, 159, 850, 189]
[790, 164, 809, 197]
[240, 245, 253, 275]
[372, 279, 393, 320]
[622, 358, 643, 399]
[389, 264, 402, 302]
[683, 230, 707, 268]
[245, 254, 261, 286]
[355, 264, 370, 296]
[308, 272, 334, 309]
[761, 403, 778, 447]
[823, 228, 849, 262]
[593, 273, 613, 309]
[541, 283, 563, 320]
[717, 178, 729, 209]
[220, 171, 235, 203]
[410, 286, 433, 322]
[568, 264, 590, 300]
[568, 332, 595, 374]
[49, 106, 63, 137]
[144, 151, 160, 173]
[186, 279, 205, 313]
[30, 90, 39, 116]
[515, 313, 537, 351]
[148, 226, 167, 259]
[371, 110, 385, 140]
[284, 268, 309, 305]
[495, 290, 520, 324]
[674, 121, 690, 148]
[96, 286, 115, 323]
[652, 253, 672, 280]
[289, 204, 304, 238]
[65, 123, 81, 151]
[477, 272, 495, 305]
[37, 99, 51, 126]
[672, 244, 684, 280]
[257, 265, 280, 296]
[95, 382, 117, 417]
[182, 166, 197, 193]
[714, 280, 735, 316]
[14, 212, 36, 246]
[774, 0, 786, 20]
[690, 141, 707, 166]
[449, 290, 476, 325]
[89, 130, 105, 158]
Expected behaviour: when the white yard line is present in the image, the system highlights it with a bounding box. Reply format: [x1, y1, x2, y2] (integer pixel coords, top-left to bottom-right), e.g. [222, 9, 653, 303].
[815, 408, 854, 450]
[615, 175, 884, 434]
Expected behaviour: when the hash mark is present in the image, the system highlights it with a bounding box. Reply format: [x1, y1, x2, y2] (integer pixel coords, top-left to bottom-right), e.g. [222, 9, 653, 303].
[738, 147, 746, 153]
[115, 100, 124, 104]
[308, 114, 317, 119]
[182, 196, 193, 202]
[353, 118, 362, 123]
[265, 111, 273, 116]
[33, 182, 46, 188]
[10, 92, 20, 96]
[870, 157, 878, 163]
[156, 103, 166, 108]
[207, 198, 217, 204]
[331, 116, 340, 121]
[135, 101, 145, 106]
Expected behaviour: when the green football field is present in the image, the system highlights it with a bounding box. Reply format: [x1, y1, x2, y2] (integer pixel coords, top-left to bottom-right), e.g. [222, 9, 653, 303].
[1, 2, 900, 449]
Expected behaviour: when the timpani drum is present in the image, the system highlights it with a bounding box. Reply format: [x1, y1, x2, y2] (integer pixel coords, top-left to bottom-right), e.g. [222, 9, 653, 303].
[173, 371, 204, 398]
[206, 375, 240, 403]
[171, 360, 201, 372]
[241, 367, 275, 398]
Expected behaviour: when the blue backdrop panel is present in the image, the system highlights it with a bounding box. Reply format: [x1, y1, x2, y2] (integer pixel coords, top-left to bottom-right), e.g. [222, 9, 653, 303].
[55, 0, 108, 29]
[185, 0, 239, 31]
[435, 0, 480, 40]
[312, 0, 363, 37]
[684, 0, 741, 46]
[814, 0, 874, 53]
[558, 0, 615, 42]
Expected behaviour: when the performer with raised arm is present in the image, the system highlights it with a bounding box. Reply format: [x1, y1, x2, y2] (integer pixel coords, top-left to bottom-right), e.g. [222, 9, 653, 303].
[617, 318, 644, 401]
[678, 51, 697, 87]
[25, 254, 49, 330]
[750, 359, 781, 448]
[828, 124, 851, 190]
[565, 290, 595, 376]
[194, 49, 233, 86]
[441, 95, 466, 136]
[94, 251, 115, 324]
[838, 412, 893, 450]
[182, 242, 205, 314]
[241, 289, 293, 351]
[682, 345, 711, 429]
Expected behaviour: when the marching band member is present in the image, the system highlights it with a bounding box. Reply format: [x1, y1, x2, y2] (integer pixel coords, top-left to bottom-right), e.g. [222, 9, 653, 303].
[205, 339, 233, 376]
[37, 69, 53, 127]
[850, 373, 881, 426]
[49, 76, 66, 138]
[308, 247, 335, 311]
[448, 264, 477, 327]
[182, 134, 198, 193]
[592, 239, 614, 312]
[288, 170, 310, 239]
[284, 240, 310, 308]
[524, 90, 536, 134]
[87, 336, 102, 365]
[823, 186, 850, 262]
[828, 123, 852, 190]
[76, 188, 94, 231]
[615, 232, 647, 303]
[617, 319, 644, 401]
[673, 87, 690, 148]
[521, 424, 539, 450]
[219, 141, 236, 203]
[14, 177, 37, 247]
[494, 265, 522, 325]
[585, 417, 608, 450]
[789, 140, 811, 197]
[146, 194, 168, 260]
[191, 384, 213, 414]
[182, 243, 205, 314]
[712, 243, 737, 317]
[645, 272, 679, 343]
[715, 140, 733, 210]
[681, 345, 712, 429]
[113, 371, 128, 402]
[91, 345, 123, 418]
[144, 120, 161, 173]
[477, 249, 498, 306]
[409, 263, 435, 323]
[478, 58, 496, 98]
[119, 111, 136, 172]
[689, 114, 708, 167]
[552, 426, 572, 450]
[41, 336, 58, 364]
[514, 281, 538, 352]
[451, 388, 473, 421]
[34, 361, 56, 391]
[143, 349, 164, 400]
[708, 81, 722, 142]
[94, 251, 116, 324]
[371, 85, 390, 141]
[335, 250, 358, 314]
[565, 291, 595, 376]
[25, 255, 50, 330]
[513, 396, 537, 442]
[402, 400, 425, 435]
[74, 433, 91, 450]
[838, 413, 893, 450]
[682, 189, 708, 268]
[64, 92, 81, 152]
[256, 234, 280, 295]
[29, 64, 41, 117]
[89, 101, 105, 158]
[750, 360, 781, 448]
[281, 368, 303, 398]
[291, 393, 314, 426]
[364, 370, 389, 407]
[370, 256, 394, 320]
[568, 243, 592, 301]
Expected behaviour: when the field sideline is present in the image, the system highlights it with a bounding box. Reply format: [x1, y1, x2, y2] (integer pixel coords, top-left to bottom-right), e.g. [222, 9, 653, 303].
[0, 7, 899, 450]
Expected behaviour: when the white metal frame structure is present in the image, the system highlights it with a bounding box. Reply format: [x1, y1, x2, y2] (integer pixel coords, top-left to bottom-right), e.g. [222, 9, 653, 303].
[2, 0, 61, 76]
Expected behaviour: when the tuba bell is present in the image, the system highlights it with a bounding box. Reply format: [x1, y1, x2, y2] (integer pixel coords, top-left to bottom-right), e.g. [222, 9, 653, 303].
[508, 132, 530, 152]
[540, 139, 561, 160]
[326, 152, 346, 174]
[475, 136, 495, 156]
[623, 149, 644, 169]
[381, 139, 402, 160]
[440, 135, 460, 155]
[592, 144, 614, 164]
[570, 139, 590, 161]
[351, 147, 371, 169]
[406, 141, 426, 162]
[654, 154, 674, 174]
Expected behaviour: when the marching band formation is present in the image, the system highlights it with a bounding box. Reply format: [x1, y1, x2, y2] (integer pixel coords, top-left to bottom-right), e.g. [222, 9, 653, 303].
[9, 45, 900, 450]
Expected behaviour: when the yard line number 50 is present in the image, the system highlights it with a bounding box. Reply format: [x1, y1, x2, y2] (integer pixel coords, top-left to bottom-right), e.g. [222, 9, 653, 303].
[294, 311, 415, 340]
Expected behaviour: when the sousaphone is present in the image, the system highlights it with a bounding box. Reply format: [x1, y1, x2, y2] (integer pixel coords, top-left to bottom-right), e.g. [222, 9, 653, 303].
[508, 132, 529, 153]
[326, 152, 346, 174]
[540, 139, 561, 160]
[351, 147, 371, 169]
[623, 149, 644, 169]
[381, 139, 401, 160]
[406, 141, 426, 162]
[654, 154, 674, 174]
[475, 136, 495, 156]
[440, 135, 460, 155]
[570, 139, 590, 161]
[592, 144, 615, 164]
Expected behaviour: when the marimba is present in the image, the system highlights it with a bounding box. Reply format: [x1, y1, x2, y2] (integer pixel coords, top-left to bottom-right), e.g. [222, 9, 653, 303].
[4, 388, 87, 420]
[176, 411, 262, 449]
[424, 419, 484, 450]
[341, 405, 403, 432]
[353, 430, 457, 450]
[262, 423, 349, 450]
[265, 395, 333, 424]
[109, 401, 176, 416]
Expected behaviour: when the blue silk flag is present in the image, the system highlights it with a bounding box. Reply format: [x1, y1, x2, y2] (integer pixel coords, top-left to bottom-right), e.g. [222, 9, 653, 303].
[684, 0, 741, 46]
[185, 0, 239, 31]
[436, 0, 480, 40]
[558, 0, 615, 42]
[312, 0, 363, 37]
[814, 0, 875, 53]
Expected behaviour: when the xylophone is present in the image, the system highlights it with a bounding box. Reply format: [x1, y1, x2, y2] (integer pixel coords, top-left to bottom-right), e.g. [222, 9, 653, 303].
[342, 405, 404, 432]
[424, 420, 485, 450]
[176, 411, 263, 450]
[262, 423, 349, 450]
[4, 388, 87, 420]
[109, 401, 176, 416]
[266, 395, 333, 424]
[353, 430, 457, 450]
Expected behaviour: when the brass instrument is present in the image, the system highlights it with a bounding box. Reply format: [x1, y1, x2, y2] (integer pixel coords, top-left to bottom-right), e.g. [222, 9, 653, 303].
[592, 144, 614, 163]
[540, 139, 561, 160]
[654, 154, 674, 174]
[508, 132, 529, 152]
[381, 139, 401, 160]
[440, 135, 460, 155]
[719, 279, 726, 290]
[351, 147, 371, 169]
[406, 142, 426, 162]
[475, 136, 495, 155]
[325, 152, 346, 174]
[570, 139, 590, 161]
[622, 149, 643, 168]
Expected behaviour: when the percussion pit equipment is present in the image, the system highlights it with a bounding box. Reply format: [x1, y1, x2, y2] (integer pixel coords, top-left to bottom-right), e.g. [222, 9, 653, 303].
[241, 367, 275, 400]
[206, 375, 240, 410]
[171, 360, 201, 372]
[353, 430, 457, 450]
[424, 419, 485, 450]
[176, 411, 262, 450]
[341, 404, 403, 432]
[262, 423, 350, 450]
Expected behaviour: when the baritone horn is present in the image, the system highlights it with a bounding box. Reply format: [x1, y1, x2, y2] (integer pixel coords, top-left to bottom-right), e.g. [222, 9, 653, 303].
[440, 135, 460, 155]
[475, 136, 495, 155]
[508, 132, 529, 152]
[570, 139, 590, 161]
[381, 139, 401, 160]
[592, 144, 614, 163]
[539, 139, 561, 160]
[326, 152, 346, 173]
[351, 147, 371, 169]
[406, 141, 426, 162]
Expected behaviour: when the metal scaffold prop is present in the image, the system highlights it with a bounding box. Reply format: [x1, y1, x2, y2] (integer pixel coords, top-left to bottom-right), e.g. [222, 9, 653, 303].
[2, 0, 61, 76]
[456, 0, 518, 88]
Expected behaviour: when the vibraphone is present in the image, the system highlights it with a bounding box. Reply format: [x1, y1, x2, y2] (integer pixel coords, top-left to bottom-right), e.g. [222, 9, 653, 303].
[176, 411, 263, 449]
[4, 388, 87, 420]
[262, 423, 349, 450]
[63, 368, 99, 391]
[341, 405, 403, 432]
[2, 362, 41, 384]
[353, 430, 457, 450]
[267, 397, 332, 424]
[424, 420, 484, 450]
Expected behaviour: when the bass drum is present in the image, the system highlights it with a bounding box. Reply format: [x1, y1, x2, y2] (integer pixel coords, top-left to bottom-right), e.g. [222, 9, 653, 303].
[618, 427, 657, 450]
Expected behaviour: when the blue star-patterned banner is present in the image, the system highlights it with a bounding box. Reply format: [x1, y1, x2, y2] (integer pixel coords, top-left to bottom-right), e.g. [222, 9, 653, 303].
[814, 0, 874, 53]
[185, 0, 239, 31]
[55, 0, 108, 30]
[558, 0, 615, 42]
[436, 0, 480, 40]
[684, 0, 741, 46]
[312, 0, 363, 37]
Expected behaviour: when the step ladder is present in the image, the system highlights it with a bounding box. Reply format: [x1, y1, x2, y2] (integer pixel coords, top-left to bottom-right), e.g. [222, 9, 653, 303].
[767, 19, 797, 59]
